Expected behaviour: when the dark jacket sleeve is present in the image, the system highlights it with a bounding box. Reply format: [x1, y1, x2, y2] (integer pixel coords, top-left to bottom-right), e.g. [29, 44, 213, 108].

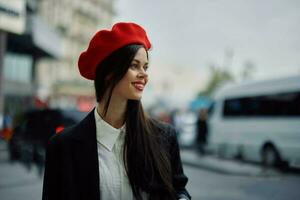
[42, 135, 62, 200]
[168, 125, 191, 200]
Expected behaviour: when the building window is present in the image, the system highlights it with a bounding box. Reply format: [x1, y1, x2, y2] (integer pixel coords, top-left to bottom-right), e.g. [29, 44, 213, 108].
[4, 53, 32, 83]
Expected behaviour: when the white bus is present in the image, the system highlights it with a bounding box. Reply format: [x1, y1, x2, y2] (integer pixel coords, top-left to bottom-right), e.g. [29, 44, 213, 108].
[208, 75, 300, 168]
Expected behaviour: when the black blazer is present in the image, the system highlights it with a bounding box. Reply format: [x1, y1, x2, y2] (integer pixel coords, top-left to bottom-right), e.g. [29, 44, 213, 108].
[42, 109, 191, 200]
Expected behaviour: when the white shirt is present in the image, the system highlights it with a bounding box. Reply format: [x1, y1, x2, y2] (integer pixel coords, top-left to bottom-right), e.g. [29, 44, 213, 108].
[94, 109, 148, 200]
[94, 109, 187, 200]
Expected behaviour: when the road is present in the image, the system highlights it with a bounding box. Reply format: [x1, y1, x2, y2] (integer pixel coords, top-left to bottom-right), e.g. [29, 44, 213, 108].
[1, 139, 300, 200]
[1, 163, 300, 200]
[184, 164, 300, 200]
[0, 162, 43, 200]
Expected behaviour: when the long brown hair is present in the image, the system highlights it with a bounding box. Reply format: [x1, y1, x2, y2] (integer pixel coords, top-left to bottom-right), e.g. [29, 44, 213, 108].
[94, 44, 175, 199]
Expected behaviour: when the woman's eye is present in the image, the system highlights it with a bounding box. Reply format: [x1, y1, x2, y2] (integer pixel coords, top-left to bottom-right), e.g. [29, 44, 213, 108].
[144, 65, 149, 71]
[130, 64, 138, 69]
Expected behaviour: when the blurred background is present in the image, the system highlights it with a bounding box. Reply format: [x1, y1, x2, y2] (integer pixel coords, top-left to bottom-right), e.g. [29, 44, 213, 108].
[0, 0, 300, 199]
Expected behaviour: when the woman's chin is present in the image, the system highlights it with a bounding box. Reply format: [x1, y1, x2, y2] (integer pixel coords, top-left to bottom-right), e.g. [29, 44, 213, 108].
[128, 95, 142, 101]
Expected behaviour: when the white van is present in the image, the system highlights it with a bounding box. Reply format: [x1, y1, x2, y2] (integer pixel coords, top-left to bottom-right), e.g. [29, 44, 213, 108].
[208, 75, 300, 168]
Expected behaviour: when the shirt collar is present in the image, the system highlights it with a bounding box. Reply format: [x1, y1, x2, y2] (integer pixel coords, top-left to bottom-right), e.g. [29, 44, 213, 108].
[94, 108, 125, 151]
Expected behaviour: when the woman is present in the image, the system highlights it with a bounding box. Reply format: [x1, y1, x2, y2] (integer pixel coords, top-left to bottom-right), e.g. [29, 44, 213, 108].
[42, 22, 191, 200]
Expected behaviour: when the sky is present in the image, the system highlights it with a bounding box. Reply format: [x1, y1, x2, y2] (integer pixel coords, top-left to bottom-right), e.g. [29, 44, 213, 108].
[113, 0, 300, 107]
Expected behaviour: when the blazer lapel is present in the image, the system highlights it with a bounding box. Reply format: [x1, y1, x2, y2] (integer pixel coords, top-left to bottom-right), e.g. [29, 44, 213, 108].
[70, 109, 100, 200]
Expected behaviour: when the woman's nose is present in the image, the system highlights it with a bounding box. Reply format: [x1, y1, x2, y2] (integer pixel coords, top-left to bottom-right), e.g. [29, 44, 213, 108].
[137, 70, 148, 78]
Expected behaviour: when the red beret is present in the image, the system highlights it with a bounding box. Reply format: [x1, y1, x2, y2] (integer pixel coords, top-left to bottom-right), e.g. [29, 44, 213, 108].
[78, 22, 152, 80]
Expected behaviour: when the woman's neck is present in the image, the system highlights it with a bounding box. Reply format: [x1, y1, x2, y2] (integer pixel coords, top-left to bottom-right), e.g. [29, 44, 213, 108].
[97, 97, 127, 129]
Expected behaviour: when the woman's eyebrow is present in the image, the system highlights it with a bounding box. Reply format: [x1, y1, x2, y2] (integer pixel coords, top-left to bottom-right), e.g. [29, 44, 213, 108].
[132, 59, 140, 63]
[132, 59, 148, 65]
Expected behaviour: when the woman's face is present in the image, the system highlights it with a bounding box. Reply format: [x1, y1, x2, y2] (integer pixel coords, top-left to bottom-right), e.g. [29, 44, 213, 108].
[112, 47, 149, 100]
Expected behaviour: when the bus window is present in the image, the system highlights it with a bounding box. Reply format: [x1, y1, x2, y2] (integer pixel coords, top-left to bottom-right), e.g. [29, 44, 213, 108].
[223, 91, 300, 117]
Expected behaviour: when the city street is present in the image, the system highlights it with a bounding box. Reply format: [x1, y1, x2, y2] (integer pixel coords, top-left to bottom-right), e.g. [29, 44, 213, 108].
[0, 162, 43, 200]
[0, 139, 43, 200]
[1, 1, 300, 200]
[1, 140, 300, 200]
[185, 164, 300, 200]
[1, 163, 300, 200]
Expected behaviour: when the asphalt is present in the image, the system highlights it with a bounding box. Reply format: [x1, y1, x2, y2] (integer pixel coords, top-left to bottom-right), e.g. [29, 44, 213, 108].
[0, 139, 42, 189]
[0, 138, 282, 189]
[180, 148, 281, 177]
[0, 139, 9, 163]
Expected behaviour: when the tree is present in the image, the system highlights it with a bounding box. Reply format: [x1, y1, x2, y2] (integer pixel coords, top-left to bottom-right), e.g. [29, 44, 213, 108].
[197, 64, 234, 97]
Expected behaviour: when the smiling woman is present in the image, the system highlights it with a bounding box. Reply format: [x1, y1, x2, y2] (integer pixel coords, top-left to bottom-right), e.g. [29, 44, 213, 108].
[42, 22, 191, 200]
[113, 47, 149, 100]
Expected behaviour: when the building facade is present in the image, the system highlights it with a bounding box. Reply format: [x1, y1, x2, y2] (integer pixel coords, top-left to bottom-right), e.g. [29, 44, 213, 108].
[36, 0, 115, 111]
[1, 0, 62, 127]
[0, 0, 115, 129]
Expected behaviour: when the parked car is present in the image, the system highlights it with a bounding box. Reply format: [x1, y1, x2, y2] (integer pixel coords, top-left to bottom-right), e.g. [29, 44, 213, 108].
[8, 108, 88, 166]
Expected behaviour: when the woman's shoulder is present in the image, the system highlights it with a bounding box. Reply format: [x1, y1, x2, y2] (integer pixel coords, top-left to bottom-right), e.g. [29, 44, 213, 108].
[150, 119, 178, 139]
[150, 119, 181, 155]
[47, 125, 77, 147]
